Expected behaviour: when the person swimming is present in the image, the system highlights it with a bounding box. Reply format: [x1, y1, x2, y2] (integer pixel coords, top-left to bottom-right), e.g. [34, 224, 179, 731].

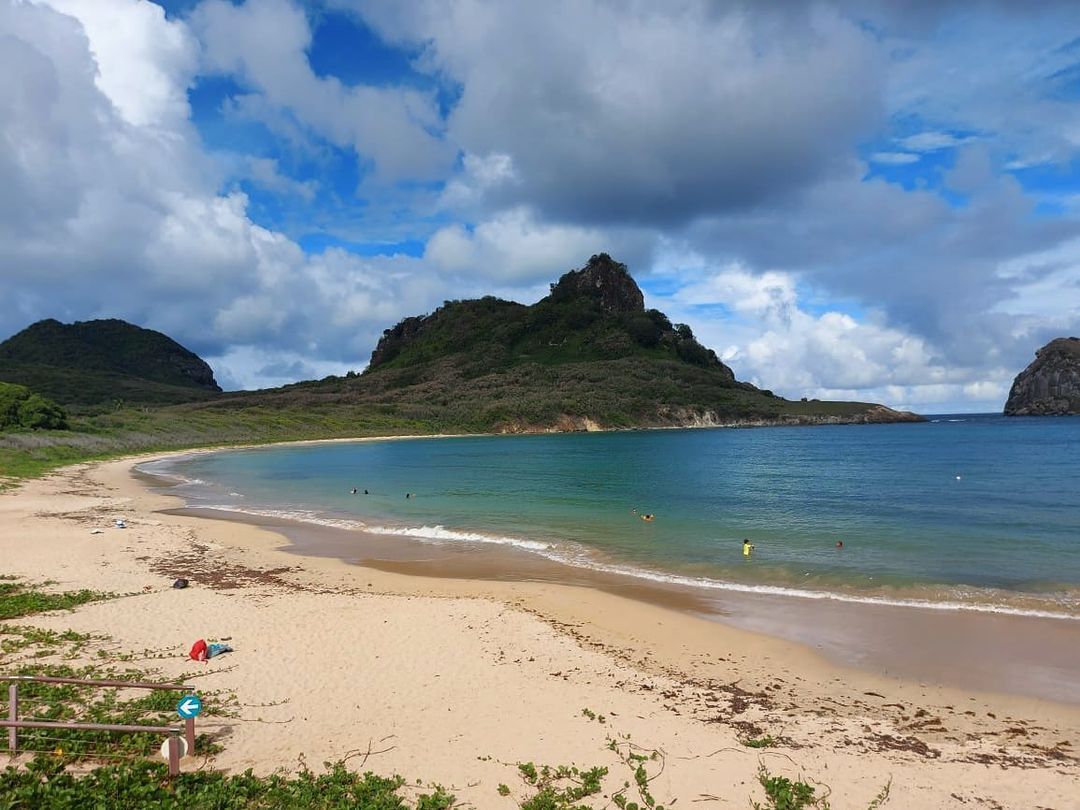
[742, 538, 754, 557]
[836, 540, 843, 549]
[641, 514, 655, 522]
[350, 488, 357, 494]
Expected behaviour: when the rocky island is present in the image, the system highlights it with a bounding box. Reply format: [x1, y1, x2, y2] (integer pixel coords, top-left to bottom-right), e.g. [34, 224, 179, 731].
[1004, 337, 1080, 416]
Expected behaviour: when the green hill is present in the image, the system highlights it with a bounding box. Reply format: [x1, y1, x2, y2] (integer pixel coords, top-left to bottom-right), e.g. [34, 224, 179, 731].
[204, 254, 920, 431]
[0, 318, 221, 408]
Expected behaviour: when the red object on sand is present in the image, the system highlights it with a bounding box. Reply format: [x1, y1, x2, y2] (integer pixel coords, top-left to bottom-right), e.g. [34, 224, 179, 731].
[189, 639, 208, 661]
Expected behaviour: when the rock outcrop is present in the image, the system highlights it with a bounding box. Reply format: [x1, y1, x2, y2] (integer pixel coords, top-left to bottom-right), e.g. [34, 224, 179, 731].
[1004, 337, 1080, 416]
[368, 315, 427, 369]
[547, 253, 645, 314]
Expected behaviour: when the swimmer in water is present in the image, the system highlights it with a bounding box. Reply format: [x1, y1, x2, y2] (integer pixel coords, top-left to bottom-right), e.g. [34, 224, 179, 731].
[641, 514, 655, 522]
[836, 540, 843, 549]
[350, 488, 357, 495]
[742, 538, 754, 557]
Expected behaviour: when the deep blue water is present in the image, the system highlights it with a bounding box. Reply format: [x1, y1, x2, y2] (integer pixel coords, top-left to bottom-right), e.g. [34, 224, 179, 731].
[147, 415, 1080, 616]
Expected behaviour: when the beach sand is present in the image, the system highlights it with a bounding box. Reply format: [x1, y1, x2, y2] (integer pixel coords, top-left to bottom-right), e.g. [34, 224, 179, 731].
[2, 454, 1078, 807]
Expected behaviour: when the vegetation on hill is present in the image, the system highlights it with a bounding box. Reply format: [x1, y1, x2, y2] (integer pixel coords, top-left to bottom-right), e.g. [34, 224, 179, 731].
[0, 318, 220, 408]
[0, 359, 220, 412]
[0, 382, 67, 431]
[367, 255, 743, 383]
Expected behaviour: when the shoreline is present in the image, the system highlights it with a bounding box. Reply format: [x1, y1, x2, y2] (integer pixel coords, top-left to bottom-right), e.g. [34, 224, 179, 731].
[165, 501, 1080, 705]
[2, 450, 1078, 806]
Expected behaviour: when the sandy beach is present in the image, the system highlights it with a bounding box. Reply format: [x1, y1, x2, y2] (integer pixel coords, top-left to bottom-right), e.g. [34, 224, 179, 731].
[2, 453, 1078, 808]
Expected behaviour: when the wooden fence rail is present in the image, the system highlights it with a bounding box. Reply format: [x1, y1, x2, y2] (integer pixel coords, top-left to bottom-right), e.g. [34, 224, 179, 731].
[1, 675, 197, 776]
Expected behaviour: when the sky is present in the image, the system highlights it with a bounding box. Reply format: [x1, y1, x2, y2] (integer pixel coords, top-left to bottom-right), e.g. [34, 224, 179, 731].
[2, 1, 1080, 412]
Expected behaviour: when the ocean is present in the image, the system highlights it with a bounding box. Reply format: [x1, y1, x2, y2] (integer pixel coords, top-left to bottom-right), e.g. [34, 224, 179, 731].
[142, 414, 1080, 620]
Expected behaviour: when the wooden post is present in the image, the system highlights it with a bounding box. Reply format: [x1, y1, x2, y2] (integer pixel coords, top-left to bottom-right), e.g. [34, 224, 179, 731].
[185, 717, 195, 755]
[167, 735, 180, 777]
[7, 684, 16, 753]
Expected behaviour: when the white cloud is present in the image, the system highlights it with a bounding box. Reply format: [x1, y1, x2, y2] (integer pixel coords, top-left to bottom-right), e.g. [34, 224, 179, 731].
[205, 345, 355, 391]
[34, 0, 198, 129]
[439, 152, 519, 213]
[653, 261, 1001, 409]
[898, 131, 971, 152]
[349, 0, 886, 224]
[870, 151, 920, 164]
[991, 237, 1080, 332]
[189, 0, 454, 184]
[425, 208, 609, 283]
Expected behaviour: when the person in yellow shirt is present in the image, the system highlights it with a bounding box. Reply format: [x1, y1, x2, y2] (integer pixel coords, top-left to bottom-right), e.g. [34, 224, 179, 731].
[742, 538, 754, 557]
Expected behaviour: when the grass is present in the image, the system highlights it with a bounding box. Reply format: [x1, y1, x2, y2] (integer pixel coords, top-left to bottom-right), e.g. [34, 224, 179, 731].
[0, 758, 457, 809]
[0, 581, 112, 621]
[515, 761, 608, 810]
[741, 735, 776, 749]
[752, 765, 830, 810]
[0, 406, 432, 487]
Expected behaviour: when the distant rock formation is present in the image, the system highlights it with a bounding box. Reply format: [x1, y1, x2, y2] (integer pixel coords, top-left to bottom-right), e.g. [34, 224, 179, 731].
[1004, 337, 1080, 416]
[349, 253, 923, 430]
[0, 318, 220, 392]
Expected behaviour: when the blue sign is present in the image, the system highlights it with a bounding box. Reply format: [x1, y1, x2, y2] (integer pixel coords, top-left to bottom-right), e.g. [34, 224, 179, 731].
[177, 694, 203, 719]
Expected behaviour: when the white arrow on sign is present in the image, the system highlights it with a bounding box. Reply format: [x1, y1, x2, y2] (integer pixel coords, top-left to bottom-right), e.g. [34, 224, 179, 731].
[178, 697, 202, 717]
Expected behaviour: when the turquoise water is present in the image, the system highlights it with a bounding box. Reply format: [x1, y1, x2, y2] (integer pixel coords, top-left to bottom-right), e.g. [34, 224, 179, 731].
[146, 415, 1080, 617]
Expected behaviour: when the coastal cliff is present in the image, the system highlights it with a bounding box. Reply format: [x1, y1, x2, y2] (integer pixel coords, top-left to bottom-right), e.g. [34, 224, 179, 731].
[1004, 337, 1080, 416]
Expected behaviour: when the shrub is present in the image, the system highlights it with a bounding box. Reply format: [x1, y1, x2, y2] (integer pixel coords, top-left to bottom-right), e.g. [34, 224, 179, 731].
[17, 393, 68, 430]
[0, 382, 68, 430]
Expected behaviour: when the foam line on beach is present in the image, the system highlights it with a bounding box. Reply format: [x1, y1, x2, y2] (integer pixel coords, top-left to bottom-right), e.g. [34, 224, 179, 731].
[583, 559, 1080, 621]
[179, 503, 1080, 623]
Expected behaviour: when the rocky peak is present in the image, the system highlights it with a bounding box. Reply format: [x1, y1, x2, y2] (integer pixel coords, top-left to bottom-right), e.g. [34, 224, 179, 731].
[547, 253, 645, 314]
[1004, 337, 1080, 416]
[368, 315, 427, 369]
